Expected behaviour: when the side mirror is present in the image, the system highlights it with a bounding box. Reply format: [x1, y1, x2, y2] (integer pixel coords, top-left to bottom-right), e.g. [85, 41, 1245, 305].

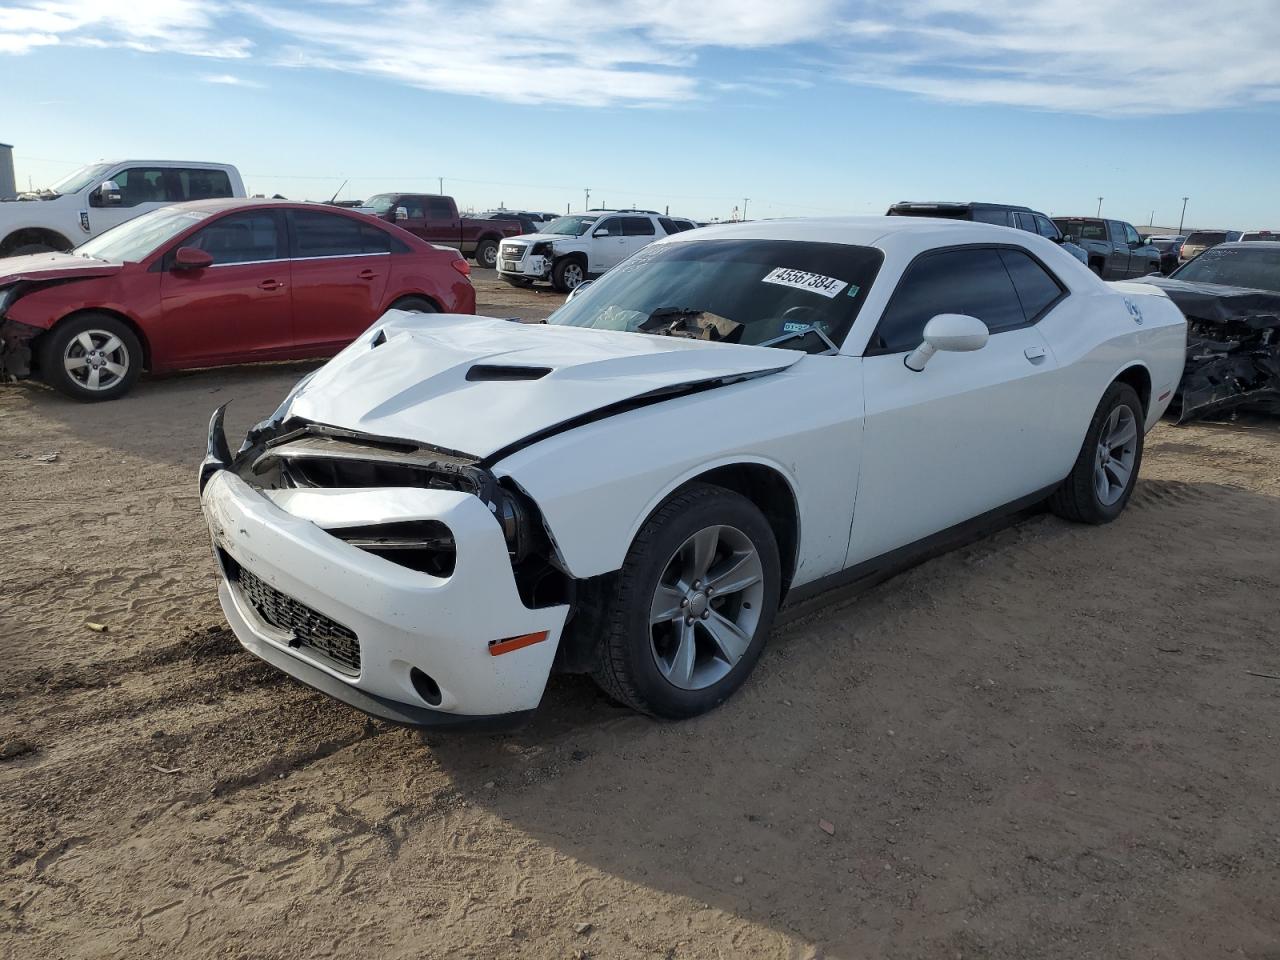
[593, 228, 610, 238]
[904, 314, 989, 372]
[1061, 234, 1074, 243]
[566, 279, 594, 302]
[95, 180, 122, 207]
[394, 207, 409, 222]
[173, 246, 214, 270]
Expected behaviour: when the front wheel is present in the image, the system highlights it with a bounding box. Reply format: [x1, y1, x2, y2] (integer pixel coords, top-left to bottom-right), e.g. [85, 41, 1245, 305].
[473, 240, 499, 269]
[388, 296, 437, 313]
[591, 483, 781, 719]
[38, 314, 143, 402]
[1049, 382, 1144, 524]
[551, 258, 585, 293]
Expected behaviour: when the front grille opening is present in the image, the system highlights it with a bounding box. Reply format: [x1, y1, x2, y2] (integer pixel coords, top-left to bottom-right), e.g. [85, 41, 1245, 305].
[232, 564, 361, 675]
[409, 667, 442, 706]
[329, 520, 457, 577]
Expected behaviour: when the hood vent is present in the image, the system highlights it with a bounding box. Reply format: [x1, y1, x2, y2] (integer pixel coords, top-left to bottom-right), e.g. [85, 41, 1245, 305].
[465, 364, 553, 382]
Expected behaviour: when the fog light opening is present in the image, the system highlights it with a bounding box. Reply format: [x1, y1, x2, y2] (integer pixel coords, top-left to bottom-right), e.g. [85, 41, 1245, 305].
[409, 667, 442, 706]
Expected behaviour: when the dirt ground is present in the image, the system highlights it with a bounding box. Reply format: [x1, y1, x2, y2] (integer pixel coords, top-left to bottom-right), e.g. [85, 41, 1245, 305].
[2, 270, 1279, 959]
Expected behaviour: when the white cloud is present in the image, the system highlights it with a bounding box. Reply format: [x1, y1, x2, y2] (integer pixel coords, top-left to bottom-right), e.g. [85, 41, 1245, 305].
[0, 0, 1277, 114]
[201, 72, 263, 87]
[837, 0, 1280, 115]
[0, 0, 251, 59]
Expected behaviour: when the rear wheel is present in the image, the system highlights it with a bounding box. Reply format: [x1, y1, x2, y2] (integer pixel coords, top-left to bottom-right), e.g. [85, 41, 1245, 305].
[1089, 261, 1104, 277]
[474, 240, 499, 269]
[39, 314, 143, 403]
[9, 242, 58, 257]
[591, 483, 781, 719]
[1049, 382, 1144, 524]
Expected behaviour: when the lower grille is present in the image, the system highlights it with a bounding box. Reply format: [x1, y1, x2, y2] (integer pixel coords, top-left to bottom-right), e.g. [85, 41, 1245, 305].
[236, 567, 361, 675]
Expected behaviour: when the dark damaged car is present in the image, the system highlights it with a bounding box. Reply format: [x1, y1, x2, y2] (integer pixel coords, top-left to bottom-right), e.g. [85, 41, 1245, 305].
[1134, 241, 1280, 422]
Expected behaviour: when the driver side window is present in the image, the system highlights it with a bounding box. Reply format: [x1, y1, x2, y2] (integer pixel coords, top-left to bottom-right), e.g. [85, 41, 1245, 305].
[594, 218, 619, 237]
[870, 248, 1025, 354]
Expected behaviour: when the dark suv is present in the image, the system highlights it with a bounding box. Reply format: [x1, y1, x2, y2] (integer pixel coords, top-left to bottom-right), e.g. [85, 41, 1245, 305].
[887, 202, 1088, 265]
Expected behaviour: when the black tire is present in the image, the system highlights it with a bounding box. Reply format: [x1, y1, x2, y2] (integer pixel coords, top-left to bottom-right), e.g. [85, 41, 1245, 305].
[501, 276, 534, 288]
[591, 482, 781, 719]
[1089, 261, 1104, 277]
[1049, 382, 1144, 524]
[473, 240, 499, 269]
[551, 257, 586, 294]
[9, 243, 58, 257]
[389, 296, 438, 313]
[38, 313, 143, 403]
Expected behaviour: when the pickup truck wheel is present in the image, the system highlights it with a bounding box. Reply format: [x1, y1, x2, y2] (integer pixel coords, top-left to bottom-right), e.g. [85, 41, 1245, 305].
[552, 258, 586, 293]
[10, 242, 58, 256]
[1049, 382, 1144, 525]
[474, 240, 499, 269]
[39, 313, 143, 403]
[591, 482, 781, 719]
[389, 296, 437, 313]
[1089, 261, 1104, 277]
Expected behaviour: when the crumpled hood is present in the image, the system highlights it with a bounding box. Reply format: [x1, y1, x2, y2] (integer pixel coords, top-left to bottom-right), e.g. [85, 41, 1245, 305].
[0, 251, 122, 287]
[1131, 276, 1280, 329]
[283, 313, 800, 461]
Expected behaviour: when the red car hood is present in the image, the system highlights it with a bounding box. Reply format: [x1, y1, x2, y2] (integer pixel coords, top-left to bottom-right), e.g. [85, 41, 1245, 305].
[0, 252, 123, 286]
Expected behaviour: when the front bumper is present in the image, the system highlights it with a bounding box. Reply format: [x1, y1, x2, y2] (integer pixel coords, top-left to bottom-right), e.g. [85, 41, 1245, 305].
[497, 247, 551, 280]
[201, 469, 570, 728]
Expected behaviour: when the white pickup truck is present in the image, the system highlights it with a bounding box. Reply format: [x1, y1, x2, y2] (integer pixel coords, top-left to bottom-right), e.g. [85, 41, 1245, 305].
[0, 160, 246, 257]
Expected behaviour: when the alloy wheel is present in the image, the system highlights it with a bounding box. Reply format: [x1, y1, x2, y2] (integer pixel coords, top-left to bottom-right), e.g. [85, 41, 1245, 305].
[649, 524, 765, 690]
[1094, 403, 1138, 505]
[63, 329, 131, 393]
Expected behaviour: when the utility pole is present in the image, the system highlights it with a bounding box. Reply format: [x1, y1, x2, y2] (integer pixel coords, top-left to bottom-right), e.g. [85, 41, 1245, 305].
[438, 177, 443, 195]
[743, 197, 750, 220]
[1178, 197, 1189, 234]
[1096, 197, 1103, 217]
[584, 188, 590, 210]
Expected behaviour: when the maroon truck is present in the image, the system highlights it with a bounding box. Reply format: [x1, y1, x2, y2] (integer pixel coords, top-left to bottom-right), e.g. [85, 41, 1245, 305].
[363, 194, 522, 268]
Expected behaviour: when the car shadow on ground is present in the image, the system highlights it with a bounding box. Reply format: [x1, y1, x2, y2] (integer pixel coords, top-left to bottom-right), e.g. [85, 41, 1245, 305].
[419, 479, 1280, 956]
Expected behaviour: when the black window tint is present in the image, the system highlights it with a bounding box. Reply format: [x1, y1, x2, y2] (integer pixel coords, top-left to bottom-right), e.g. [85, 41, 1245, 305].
[189, 212, 280, 265]
[401, 198, 426, 218]
[173, 168, 233, 201]
[658, 217, 680, 235]
[360, 224, 392, 254]
[874, 248, 1025, 353]
[426, 198, 454, 219]
[998, 249, 1064, 321]
[113, 168, 167, 206]
[623, 216, 656, 236]
[1109, 222, 1127, 242]
[1124, 224, 1142, 245]
[1015, 212, 1037, 233]
[1033, 215, 1059, 239]
[594, 218, 620, 235]
[972, 208, 1012, 226]
[292, 210, 370, 257]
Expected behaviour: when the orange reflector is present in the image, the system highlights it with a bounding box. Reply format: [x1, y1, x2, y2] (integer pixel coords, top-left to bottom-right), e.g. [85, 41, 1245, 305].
[488, 631, 548, 656]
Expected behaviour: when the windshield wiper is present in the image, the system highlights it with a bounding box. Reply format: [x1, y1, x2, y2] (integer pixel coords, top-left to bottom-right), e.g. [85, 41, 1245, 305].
[757, 324, 839, 355]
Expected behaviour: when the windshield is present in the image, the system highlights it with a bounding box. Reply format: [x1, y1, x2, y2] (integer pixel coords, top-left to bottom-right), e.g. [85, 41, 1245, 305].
[75, 206, 211, 263]
[46, 162, 115, 196]
[1171, 246, 1280, 293]
[548, 239, 883, 352]
[541, 216, 597, 236]
[364, 194, 396, 215]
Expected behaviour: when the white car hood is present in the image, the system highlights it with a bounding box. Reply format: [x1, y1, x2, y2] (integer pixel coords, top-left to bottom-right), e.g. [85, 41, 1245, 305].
[502, 233, 579, 246]
[284, 313, 801, 461]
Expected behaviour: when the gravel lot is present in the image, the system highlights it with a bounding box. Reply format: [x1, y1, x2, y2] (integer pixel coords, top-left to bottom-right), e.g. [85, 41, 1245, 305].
[2, 270, 1278, 959]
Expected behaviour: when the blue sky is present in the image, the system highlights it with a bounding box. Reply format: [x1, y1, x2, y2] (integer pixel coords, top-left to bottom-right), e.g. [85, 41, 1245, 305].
[3, 0, 1278, 228]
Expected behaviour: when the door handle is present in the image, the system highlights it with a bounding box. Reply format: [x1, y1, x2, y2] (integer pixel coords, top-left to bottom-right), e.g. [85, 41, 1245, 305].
[1024, 345, 1047, 364]
[358, 269, 379, 280]
[258, 279, 285, 291]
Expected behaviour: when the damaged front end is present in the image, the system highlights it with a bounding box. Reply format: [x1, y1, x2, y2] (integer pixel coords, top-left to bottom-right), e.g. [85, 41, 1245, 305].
[201, 404, 567, 607]
[1159, 284, 1280, 423]
[0, 285, 39, 380]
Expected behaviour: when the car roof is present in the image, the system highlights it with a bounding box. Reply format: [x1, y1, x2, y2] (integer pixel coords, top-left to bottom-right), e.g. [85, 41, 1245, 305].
[1214, 241, 1280, 249]
[890, 201, 1032, 212]
[170, 198, 366, 214]
[660, 215, 1040, 251]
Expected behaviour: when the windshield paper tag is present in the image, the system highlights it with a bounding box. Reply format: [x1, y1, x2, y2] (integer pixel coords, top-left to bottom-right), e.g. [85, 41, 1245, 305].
[762, 267, 847, 299]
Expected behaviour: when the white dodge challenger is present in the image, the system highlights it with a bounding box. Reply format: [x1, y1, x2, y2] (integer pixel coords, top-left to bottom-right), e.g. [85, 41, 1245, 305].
[199, 217, 1186, 727]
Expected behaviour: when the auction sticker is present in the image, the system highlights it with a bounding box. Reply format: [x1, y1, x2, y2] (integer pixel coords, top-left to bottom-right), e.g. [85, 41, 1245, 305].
[762, 267, 847, 298]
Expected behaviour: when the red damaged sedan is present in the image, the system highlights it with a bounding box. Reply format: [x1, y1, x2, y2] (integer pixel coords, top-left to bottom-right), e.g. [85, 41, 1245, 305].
[0, 199, 475, 401]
